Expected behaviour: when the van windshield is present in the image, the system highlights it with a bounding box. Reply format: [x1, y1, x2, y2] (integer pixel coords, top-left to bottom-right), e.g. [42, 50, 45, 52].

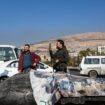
[84, 58, 100, 64]
[0, 47, 16, 61]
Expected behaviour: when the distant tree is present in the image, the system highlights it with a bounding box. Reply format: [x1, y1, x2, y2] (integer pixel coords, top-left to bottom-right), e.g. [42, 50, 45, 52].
[79, 48, 93, 57]
[101, 52, 105, 55]
[77, 48, 94, 66]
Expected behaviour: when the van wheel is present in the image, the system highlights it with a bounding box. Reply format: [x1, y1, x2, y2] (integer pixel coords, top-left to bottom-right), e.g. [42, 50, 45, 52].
[89, 71, 98, 78]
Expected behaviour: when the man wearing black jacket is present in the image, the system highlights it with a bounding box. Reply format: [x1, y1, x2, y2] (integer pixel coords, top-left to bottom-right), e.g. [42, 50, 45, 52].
[49, 39, 69, 72]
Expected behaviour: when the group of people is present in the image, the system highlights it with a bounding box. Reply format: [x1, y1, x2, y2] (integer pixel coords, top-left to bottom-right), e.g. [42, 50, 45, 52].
[18, 39, 69, 73]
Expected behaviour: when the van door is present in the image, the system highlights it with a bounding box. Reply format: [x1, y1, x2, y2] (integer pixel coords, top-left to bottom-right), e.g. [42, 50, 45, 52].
[101, 58, 105, 75]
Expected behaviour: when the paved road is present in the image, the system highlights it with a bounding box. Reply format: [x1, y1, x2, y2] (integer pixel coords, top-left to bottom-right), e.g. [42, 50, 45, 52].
[69, 68, 105, 78]
[68, 68, 83, 76]
[69, 69, 80, 76]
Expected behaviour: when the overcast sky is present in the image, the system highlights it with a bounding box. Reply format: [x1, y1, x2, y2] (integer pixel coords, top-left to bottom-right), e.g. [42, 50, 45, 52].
[0, 0, 105, 46]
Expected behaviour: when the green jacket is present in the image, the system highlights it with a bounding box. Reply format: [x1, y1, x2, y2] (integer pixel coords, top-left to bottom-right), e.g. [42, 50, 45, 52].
[49, 47, 69, 63]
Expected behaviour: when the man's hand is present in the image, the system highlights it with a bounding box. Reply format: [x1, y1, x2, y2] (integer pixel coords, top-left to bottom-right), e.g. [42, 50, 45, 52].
[55, 59, 59, 63]
[19, 70, 22, 74]
[49, 43, 52, 51]
[33, 63, 37, 67]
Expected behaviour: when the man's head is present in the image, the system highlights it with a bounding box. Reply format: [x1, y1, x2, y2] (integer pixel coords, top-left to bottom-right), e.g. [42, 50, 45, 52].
[24, 44, 30, 52]
[56, 39, 65, 49]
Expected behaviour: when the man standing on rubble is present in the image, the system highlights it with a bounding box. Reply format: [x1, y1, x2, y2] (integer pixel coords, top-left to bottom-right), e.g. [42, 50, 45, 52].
[18, 44, 41, 73]
[49, 39, 69, 72]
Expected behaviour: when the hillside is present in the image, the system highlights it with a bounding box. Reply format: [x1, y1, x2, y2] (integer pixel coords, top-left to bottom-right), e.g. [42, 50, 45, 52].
[30, 32, 105, 54]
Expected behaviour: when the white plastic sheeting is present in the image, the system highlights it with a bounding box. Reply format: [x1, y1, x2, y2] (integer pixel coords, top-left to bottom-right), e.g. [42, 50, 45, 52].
[30, 70, 61, 105]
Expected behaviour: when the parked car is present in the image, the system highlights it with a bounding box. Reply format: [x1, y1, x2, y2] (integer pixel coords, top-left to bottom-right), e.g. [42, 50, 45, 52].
[79, 56, 105, 77]
[0, 59, 53, 81]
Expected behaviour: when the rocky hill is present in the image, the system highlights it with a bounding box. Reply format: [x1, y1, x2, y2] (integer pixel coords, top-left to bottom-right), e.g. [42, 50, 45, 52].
[30, 32, 105, 60]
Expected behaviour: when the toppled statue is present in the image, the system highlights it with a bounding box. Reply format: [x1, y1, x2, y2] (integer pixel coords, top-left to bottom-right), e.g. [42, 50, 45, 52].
[1, 70, 105, 105]
[30, 70, 105, 105]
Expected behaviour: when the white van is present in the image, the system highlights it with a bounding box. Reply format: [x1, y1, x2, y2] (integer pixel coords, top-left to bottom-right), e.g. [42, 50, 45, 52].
[79, 56, 105, 77]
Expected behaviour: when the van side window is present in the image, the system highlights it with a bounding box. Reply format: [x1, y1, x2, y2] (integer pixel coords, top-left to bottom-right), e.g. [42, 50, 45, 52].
[84, 58, 92, 64]
[7, 61, 18, 68]
[101, 58, 105, 64]
[92, 58, 100, 64]
[84, 58, 100, 64]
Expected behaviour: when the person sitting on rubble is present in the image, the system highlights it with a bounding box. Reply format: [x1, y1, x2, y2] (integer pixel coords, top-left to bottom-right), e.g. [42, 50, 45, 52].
[49, 39, 69, 73]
